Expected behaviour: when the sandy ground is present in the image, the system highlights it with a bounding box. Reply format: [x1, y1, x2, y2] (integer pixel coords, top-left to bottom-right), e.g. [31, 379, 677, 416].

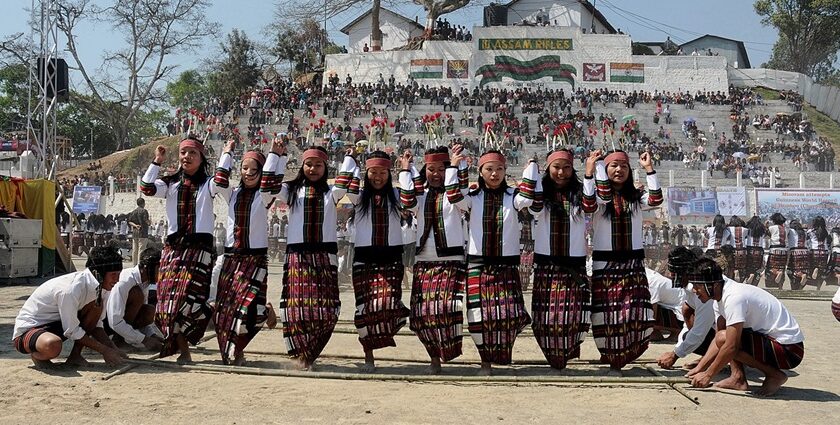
[0, 259, 838, 425]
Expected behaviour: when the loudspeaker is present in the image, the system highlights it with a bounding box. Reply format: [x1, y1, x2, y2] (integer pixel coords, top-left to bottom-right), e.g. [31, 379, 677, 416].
[36, 58, 69, 102]
[483, 5, 508, 27]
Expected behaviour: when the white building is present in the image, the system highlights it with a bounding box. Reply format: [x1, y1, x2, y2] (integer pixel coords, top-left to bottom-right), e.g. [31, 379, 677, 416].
[340, 7, 425, 53]
[505, 0, 616, 34]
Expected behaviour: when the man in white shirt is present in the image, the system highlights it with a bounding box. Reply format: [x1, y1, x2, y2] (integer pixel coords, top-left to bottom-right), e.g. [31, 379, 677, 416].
[657, 247, 716, 370]
[687, 258, 804, 396]
[12, 246, 127, 368]
[646, 267, 684, 342]
[106, 248, 163, 351]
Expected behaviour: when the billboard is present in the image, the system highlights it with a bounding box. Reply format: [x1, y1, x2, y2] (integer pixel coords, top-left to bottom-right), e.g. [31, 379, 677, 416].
[755, 189, 840, 228]
[72, 186, 103, 215]
[667, 187, 718, 217]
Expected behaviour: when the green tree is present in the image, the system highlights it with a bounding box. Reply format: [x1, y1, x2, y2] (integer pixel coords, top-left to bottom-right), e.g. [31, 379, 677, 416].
[206, 29, 260, 102]
[166, 70, 208, 111]
[270, 18, 341, 77]
[0, 63, 31, 133]
[755, 0, 840, 81]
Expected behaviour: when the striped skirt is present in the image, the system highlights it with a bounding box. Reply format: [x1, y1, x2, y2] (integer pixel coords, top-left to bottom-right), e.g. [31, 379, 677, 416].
[409, 261, 466, 362]
[787, 248, 810, 274]
[832, 251, 840, 273]
[732, 248, 749, 270]
[740, 328, 804, 370]
[591, 259, 654, 369]
[766, 248, 789, 272]
[746, 246, 765, 273]
[212, 253, 268, 365]
[352, 261, 410, 351]
[156, 244, 214, 357]
[466, 264, 531, 365]
[531, 262, 590, 370]
[654, 307, 683, 332]
[279, 251, 340, 363]
[810, 249, 830, 274]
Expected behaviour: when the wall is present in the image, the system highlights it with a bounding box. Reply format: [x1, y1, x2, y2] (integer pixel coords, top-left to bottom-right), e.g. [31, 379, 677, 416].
[728, 68, 840, 123]
[506, 0, 611, 34]
[681, 38, 743, 69]
[326, 25, 729, 94]
[346, 10, 424, 53]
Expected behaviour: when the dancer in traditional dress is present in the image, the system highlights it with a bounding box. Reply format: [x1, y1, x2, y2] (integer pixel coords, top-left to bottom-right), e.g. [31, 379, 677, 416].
[829, 227, 840, 287]
[345, 150, 411, 372]
[582, 149, 663, 375]
[277, 146, 350, 370]
[212, 139, 284, 365]
[398, 146, 468, 373]
[804, 216, 831, 290]
[448, 149, 532, 375]
[744, 215, 767, 286]
[519, 149, 590, 371]
[765, 213, 794, 289]
[140, 138, 221, 362]
[727, 216, 749, 282]
[704, 214, 733, 259]
[786, 220, 810, 290]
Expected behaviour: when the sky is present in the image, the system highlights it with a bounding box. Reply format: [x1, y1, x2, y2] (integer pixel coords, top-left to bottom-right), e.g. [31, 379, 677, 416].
[0, 0, 779, 89]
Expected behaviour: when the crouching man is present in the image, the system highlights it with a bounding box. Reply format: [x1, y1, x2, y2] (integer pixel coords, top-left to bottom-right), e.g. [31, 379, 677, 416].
[687, 258, 804, 396]
[106, 247, 164, 351]
[12, 246, 127, 368]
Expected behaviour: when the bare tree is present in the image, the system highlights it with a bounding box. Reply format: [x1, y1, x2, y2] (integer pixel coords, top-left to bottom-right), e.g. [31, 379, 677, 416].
[275, 1, 394, 53]
[54, 0, 218, 150]
[413, 0, 471, 39]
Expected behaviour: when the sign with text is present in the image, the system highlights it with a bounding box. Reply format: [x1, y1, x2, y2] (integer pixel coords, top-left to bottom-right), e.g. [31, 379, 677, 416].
[478, 38, 573, 51]
[755, 189, 840, 229]
[72, 185, 103, 215]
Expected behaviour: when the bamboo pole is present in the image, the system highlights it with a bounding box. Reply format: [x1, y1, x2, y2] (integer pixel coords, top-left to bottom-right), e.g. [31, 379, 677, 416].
[643, 363, 700, 405]
[101, 332, 216, 381]
[125, 358, 691, 385]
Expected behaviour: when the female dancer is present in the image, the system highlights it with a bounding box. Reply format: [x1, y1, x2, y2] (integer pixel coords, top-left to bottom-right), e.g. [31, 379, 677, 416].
[704, 214, 733, 257]
[728, 216, 749, 281]
[212, 139, 285, 365]
[399, 145, 468, 374]
[345, 150, 411, 372]
[520, 149, 590, 371]
[744, 215, 767, 285]
[830, 227, 840, 287]
[582, 149, 663, 375]
[786, 220, 810, 290]
[766, 213, 794, 289]
[276, 146, 352, 370]
[140, 137, 222, 362]
[804, 216, 831, 290]
[448, 149, 532, 375]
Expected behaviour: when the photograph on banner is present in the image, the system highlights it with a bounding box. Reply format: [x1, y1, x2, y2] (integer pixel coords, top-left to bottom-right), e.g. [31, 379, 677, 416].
[666, 187, 718, 217]
[755, 189, 840, 228]
[71, 186, 102, 215]
[716, 186, 747, 217]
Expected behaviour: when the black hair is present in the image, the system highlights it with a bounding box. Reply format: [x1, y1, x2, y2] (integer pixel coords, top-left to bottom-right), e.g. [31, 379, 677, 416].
[417, 146, 451, 188]
[86, 245, 123, 305]
[728, 215, 745, 227]
[469, 150, 511, 196]
[161, 136, 211, 185]
[746, 215, 767, 239]
[286, 146, 330, 213]
[136, 198, 145, 207]
[239, 150, 266, 188]
[358, 150, 399, 218]
[770, 212, 786, 225]
[541, 149, 582, 212]
[667, 246, 698, 288]
[601, 149, 643, 217]
[812, 216, 830, 243]
[712, 214, 726, 239]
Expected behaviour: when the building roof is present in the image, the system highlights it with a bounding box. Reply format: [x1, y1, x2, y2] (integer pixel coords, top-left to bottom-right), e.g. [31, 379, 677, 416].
[505, 0, 617, 33]
[680, 34, 751, 68]
[340, 7, 425, 35]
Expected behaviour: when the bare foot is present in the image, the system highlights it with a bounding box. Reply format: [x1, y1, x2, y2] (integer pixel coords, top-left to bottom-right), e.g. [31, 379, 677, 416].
[429, 357, 442, 375]
[714, 375, 749, 391]
[649, 329, 666, 342]
[606, 367, 623, 377]
[31, 357, 55, 369]
[176, 352, 193, 365]
[664, 332, 680, 343]
[478, 362, 492, 376]
[755, 371, 788, 397]
[232, 353, 246, 366]
[360, 350, 375, 373]
[65, 355, 90, 368]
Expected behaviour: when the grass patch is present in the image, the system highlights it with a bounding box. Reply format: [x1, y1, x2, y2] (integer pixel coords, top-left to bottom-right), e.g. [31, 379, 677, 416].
[754, 87, 780, 101]
[753, 86, 840, 148]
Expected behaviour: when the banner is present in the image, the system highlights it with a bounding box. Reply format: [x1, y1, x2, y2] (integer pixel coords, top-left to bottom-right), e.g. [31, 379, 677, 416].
[582, 63, 605, 81]
[475, 56, 576, 88]
[667, 187, 718, 217]
[755, 189, 840, 228]
[610, 63, 644, 83]
[447, 60, 469, 79]
[716, 186, 747, 217]
[410, 59, 443, 79]
[72, 185, 102, 215]
[478, 38, 573, 51]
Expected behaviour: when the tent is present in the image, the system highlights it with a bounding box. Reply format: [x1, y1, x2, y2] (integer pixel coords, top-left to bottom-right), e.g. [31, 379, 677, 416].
[0, 178, 58, 275]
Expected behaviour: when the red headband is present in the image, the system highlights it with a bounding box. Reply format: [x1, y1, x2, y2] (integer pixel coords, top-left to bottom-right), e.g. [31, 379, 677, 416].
[604, 151, 630, 164]
[242, 151, 266, 167]
[179, 139, 205, 155]
[547, 150, 574, 165]
[302, 148, 328, 163]
[365, 158, 392, 169]
[478, 152, 506, 168]
[424, 153, 449, 164]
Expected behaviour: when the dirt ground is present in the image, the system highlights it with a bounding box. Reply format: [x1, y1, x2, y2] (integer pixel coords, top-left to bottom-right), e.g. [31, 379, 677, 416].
[0, 259, 837, 425]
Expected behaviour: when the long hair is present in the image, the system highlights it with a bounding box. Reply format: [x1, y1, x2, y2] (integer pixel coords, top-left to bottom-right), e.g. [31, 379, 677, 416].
[712, 214, 726, 239]
[746, 215, 766, 239]
[770, 212, 786, 225]
[161, 137, 211, 185]
[601, 149, 643, 217]
[812, 216, 830, 243]
[541, 149, 582, 213]
[469, 149, 511, 196]
[417, 146, 450, 188]
[790, 219, 806, 241]
[728, 215, 745, 227]
[358, 150, 399, 218]
[286, 146, 330, 212]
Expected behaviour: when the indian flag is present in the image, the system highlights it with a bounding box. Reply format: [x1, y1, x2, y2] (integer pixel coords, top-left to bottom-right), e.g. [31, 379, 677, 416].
[610, 63, 644, 83]
[410, 59, 444, 79]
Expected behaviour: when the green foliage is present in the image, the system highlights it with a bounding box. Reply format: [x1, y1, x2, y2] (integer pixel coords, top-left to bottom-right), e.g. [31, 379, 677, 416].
[206, 29, 260, 101]
[269, 18, 340, 77]
[166, 70, 208, 111]
[0, 63, 31, 133]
